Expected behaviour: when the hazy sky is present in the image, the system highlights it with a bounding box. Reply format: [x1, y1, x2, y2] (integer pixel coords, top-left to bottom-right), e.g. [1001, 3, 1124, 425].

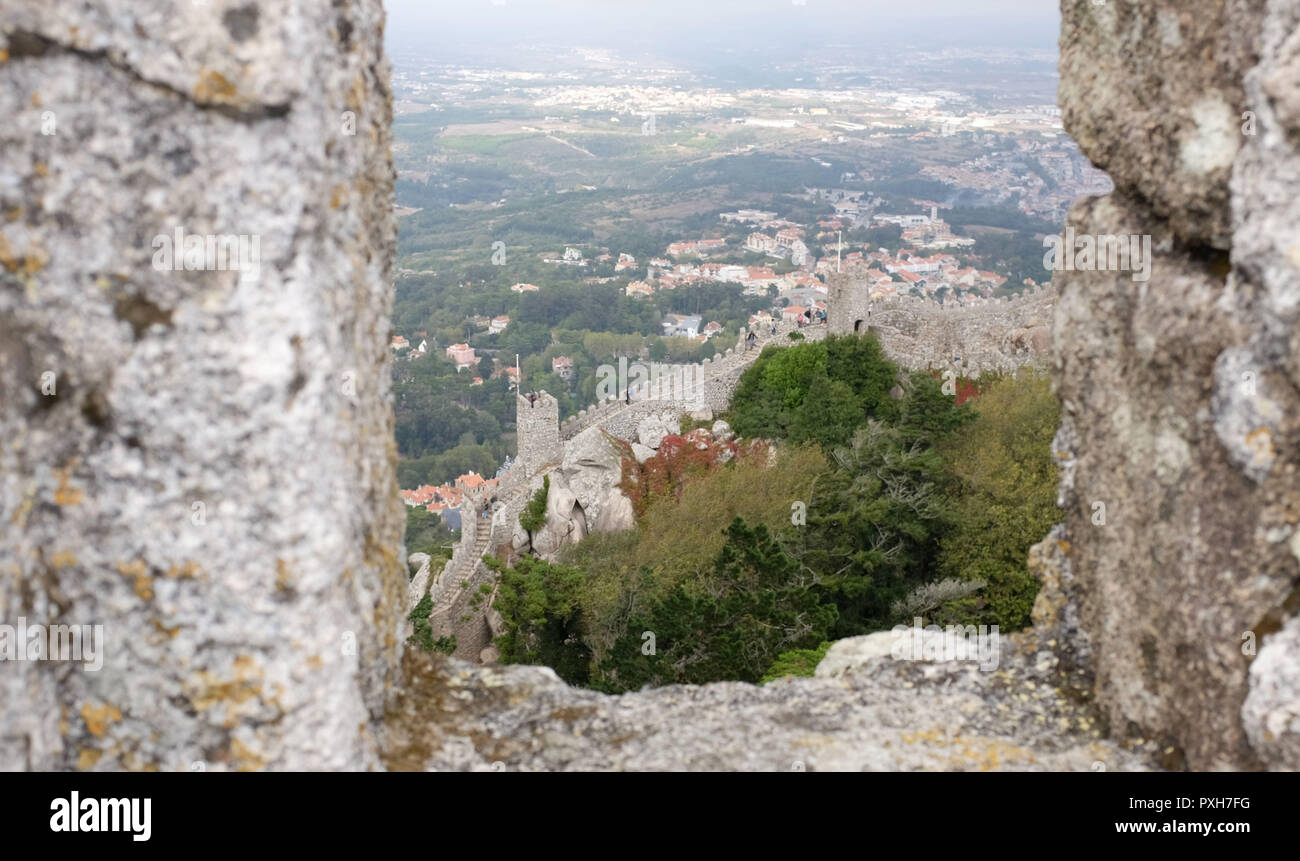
[384, 0, 1062, 59]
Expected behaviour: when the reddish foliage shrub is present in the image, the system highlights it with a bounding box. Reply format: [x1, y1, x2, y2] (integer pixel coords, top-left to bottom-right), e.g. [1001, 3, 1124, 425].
[618, 429, 764, 518]
[925, 369, 984, 406]
[955, 379, 981, 406]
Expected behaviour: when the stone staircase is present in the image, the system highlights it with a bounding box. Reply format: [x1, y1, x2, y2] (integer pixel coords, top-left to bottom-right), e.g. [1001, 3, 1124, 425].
[427, 526, 492, 635]
[425, 471, 543, 658]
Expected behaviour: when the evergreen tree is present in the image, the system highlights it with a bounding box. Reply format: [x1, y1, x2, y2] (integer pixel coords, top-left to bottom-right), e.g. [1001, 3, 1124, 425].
[788, 372, 862, 448]
[896, 371, 973, 445]
[593, 519, 837, 691]
[518, 475, 550, 555]
[490, 554, 591, 686]
[794, 422, 953, 635]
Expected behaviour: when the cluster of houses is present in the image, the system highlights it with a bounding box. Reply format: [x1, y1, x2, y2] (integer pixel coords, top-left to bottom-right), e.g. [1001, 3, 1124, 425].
[746, 300, 829, 331]
[400, 470, 501, 529]
[616, 211, 838, 302]
[665, 238, 729, 258]
[632, 261, 821, 297]
[390, 334, 430, 361]
[660, 315, 726, 340]
[743, 227, 811, 266]
[872, 207, 976, 251]
[389, 335, 508, 386]
[397, 203, 1017, 369]
[508, 192, 1020, 319]
[606, 204, 1009, 324]
[835, 246, 1009, 302]
[543, 247, 587, 267]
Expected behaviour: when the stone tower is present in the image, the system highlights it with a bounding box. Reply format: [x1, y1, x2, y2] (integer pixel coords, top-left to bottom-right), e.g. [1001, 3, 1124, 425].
[516, 390, 562, 476]
[827, 267, 875, 337]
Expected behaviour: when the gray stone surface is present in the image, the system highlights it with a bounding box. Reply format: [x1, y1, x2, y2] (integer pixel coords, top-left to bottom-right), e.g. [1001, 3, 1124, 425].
[383, 643, 1158, 772]
[1243, 614, 1300, 767]
[630, 442, 656, 464]
[0, 0, 404, 770]
[591, 492, 635, 533]
[406, 552, 430, 579]
[404, 554, 437, 615]
[513, 479, 585, 559]
[559, 426, 628, 528]
[1058, 0, 1255, 247]
[635, 413, 671, 449]
[1051, 0, 1300, 771]
[817, 629, 1002, 678]
[815, 632, 902, 677]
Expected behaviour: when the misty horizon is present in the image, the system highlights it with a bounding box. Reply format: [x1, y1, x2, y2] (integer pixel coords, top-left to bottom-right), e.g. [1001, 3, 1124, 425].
[385, 0, 1063, 70]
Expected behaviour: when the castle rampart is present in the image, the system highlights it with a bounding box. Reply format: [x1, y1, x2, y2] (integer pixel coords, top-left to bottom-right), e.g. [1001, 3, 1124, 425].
[827, 268, 1055, 376]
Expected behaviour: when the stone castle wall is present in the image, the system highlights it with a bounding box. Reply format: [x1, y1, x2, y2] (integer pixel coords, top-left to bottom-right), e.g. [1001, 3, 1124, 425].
[424, 498, 478, 613]
[557, 351, 734, 440]
[544, 277, 1057, 462]
[426, 470, 541, 662]
[827, 272, 1055, 377]
[559, 322, 826, 441]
